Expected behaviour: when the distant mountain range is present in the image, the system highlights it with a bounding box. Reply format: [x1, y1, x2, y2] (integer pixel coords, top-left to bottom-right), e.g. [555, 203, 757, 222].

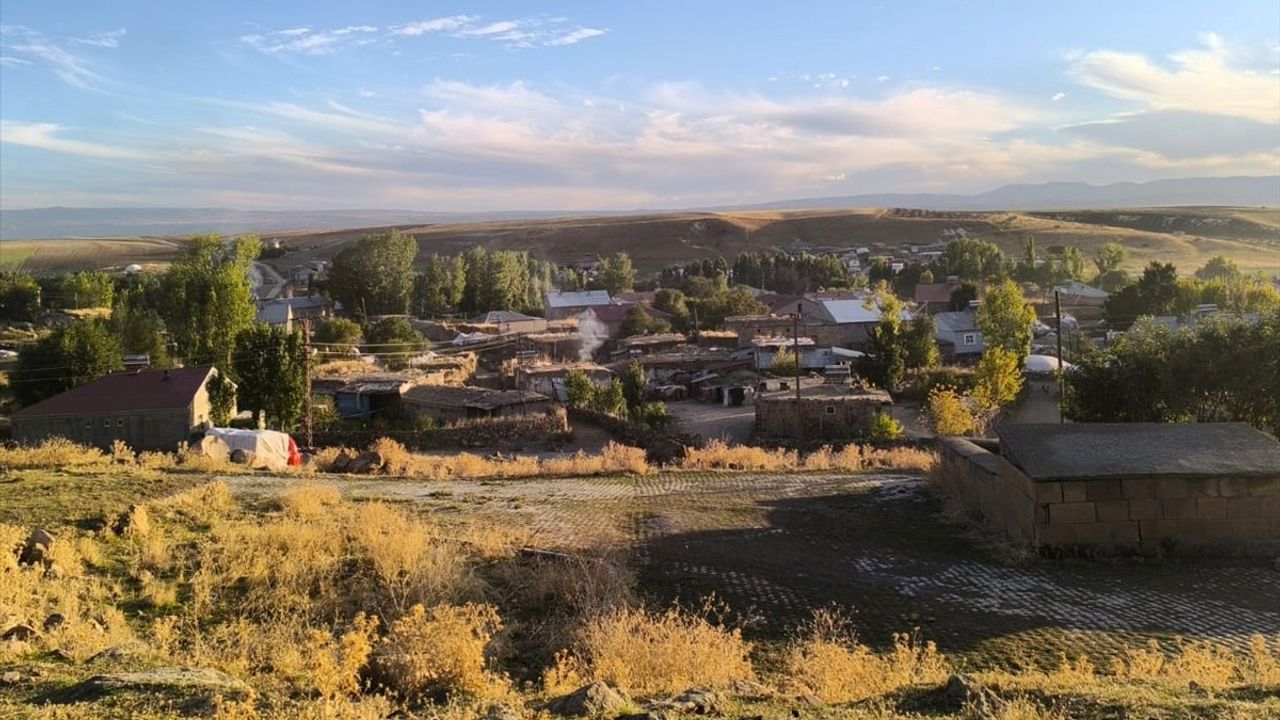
[2, 175, 1276, 240]
[718, 175, 1280, 212]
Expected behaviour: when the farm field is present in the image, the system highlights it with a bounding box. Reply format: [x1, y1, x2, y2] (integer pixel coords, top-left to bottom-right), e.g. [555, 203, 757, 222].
[0, 238, 181, 273]
[7, 206, 1279, 277]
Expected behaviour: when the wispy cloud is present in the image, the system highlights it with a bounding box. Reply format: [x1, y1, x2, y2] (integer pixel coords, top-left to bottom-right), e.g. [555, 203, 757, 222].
[246, 15, 607, 54]
[240, 25, 379, 55]
[0, 121, 152, 159]
[1070, 33, 1280, 123]
[71, 28, 126, 48]
[1051, 92, 1066, 101]
[390, 15, 475, 37]
[0, 25, 118, 91]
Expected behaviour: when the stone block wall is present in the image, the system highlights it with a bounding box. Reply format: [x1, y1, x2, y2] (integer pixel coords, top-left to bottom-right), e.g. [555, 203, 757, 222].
[1032, 474, 1280, 556]
[936, 437, 1280, 557]
[936, 437, 1036, 545]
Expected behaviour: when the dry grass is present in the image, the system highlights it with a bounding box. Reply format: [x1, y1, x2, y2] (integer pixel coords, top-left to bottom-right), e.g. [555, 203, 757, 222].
[680, 440, 797, 471]
[545, 602, 755, 696]
[373, 603, 511, 701]
[0, 437, 109, 469]
[1108, 635, 1280, 688]
[782, 609, 948, 703]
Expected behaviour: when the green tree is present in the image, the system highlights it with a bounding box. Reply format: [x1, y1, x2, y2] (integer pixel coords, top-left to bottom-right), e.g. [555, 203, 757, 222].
[859, 285, 908, 390]
[653, 288, 690, 330]
[591, 378, 627, 417]
[1135, 262, 1179, 315]
[1059, 246, 1086, 282]
[769, 346, 800, 378]
[110, 282, 171, 368]
[362, 317, 426, 370]
[902, 314, 940, 370]
[326, 231, 418, 318]
[1064, 318, 1177, 423]
[972, 346, 1024, 410]
[948, 283, 979, 312]
[595, 252, 636, 295]
[12, 320, 123, 406]
[161, 234, 260, 373]
[621, 361, 647, 412]
[564, 369, 595, 409]
[976, 279, 1036, 361]
[58, 271, 115, 309]
[313, 317, 363, 356]
[1194, 255, 1241, 282]
[1093, 242, 1126, 275]
[233, 324, 308, 430]
[0, 272, 42, 322]
[942, 238, 1009, 281]
[413, 254, 467, 316]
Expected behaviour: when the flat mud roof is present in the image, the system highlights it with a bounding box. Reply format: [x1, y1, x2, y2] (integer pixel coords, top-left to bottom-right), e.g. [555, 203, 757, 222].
[997, 423, 1280, 481]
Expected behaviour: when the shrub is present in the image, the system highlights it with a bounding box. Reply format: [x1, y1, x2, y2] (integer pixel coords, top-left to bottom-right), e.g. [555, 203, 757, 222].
[925, 386, 978, 436]
[546, 604, 754, 696]
[375, 603, 509, 701]
[869, 412, 904, 440]
[783, 609, 947, 703]
[679, 439, 795, 471]
[279, 484, 343, 519]
[0, 437, 108, 469]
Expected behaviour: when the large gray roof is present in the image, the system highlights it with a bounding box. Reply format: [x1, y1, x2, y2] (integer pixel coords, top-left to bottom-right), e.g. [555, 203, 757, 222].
[998, 423, 1280, 481]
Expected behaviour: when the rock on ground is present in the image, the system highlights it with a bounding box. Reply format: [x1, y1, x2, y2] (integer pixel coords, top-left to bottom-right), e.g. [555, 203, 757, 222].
[545, 682, 631, 717]
[52, 667, 251, 703]
[230, 448, 257, 467]
[197, 435, 231, 463]
[19, 528, 54, 566]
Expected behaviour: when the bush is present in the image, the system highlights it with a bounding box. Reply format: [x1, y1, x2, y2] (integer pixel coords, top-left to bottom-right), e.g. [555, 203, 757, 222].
[375, 603, 509, 701]
[783, 609, 947, 703]
[869, 412, 904, 440]
[925, 387, 978, 436]
[545, 604, 754, 696]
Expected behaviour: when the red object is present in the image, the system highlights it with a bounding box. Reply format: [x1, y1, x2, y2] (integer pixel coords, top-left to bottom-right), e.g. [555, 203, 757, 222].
[287, 437, 302, 466]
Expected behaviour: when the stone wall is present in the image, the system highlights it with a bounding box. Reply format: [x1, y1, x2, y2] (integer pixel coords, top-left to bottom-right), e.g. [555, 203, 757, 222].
[936, 436, 1280, 557]
[1032, 474, 1280, 556]
[936, 437, 1036, 545]
[312, 409, 569, 452]
[755, 395, 889, 440]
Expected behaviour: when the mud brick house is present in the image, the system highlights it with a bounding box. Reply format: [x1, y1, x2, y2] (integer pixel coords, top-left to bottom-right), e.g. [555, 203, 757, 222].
[755, 385, 893, 440]
[402, 385, 552, 423]
[938, 423, 1280, 556]
[12, 367, 227, 451]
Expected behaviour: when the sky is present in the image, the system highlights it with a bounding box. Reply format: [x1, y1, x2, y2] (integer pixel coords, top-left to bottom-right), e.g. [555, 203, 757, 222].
[1, 1, 1278, 211]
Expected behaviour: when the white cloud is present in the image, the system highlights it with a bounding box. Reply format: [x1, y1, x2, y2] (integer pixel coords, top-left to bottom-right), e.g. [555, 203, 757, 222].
[71, 28, 126, 48]
[0, 121, 152, 159]
[1069, 34, 1280, 123]
[0, 55, 32, 67]
[240, 25, 379, 55]
[391, 15, 475, 36]
[546, 27, 606, 47]
[0, 26, 113, 90]
[1051, 92, 1066, 102]
[457, 21, 520, 37]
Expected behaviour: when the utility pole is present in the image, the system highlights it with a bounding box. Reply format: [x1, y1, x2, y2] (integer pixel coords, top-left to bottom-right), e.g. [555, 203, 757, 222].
[793, 302, 803, 443]
[302, 316, 314, 447]
[1054, 290, 1065, 424]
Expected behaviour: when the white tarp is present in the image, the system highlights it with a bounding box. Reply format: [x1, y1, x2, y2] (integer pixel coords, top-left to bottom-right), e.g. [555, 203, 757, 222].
[1024, 354, 1073, 374]
[206, 428, 293, 470]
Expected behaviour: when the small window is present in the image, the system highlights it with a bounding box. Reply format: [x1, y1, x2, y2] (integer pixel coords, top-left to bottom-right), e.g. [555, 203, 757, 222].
[117, 418, 125, 428]
[963, 332, 977, 346]
[825, 405, 836, 415]
[103, 419, 111, 428]
[84, 420, 91, 429]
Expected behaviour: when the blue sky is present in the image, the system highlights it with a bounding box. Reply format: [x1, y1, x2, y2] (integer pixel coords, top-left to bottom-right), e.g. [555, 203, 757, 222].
[1, 1, 1278, 210]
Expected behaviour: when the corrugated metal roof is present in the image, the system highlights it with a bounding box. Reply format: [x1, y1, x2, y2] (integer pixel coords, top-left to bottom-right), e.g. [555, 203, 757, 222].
[934, 311, 979, 333]
[820, 298, 910, 325]
[546, 290, 613, 309]
[14, 367, 215, 417]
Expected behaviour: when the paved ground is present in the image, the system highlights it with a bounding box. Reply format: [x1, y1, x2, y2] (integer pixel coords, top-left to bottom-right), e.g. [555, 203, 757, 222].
[227, 471, 1280, 662]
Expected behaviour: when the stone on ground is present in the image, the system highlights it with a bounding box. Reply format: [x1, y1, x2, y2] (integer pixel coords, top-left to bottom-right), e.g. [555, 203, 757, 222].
[546, 681, 631, 717]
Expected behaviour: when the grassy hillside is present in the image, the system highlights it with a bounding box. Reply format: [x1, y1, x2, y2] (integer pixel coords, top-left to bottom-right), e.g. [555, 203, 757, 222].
[8, 206, 1279, 277]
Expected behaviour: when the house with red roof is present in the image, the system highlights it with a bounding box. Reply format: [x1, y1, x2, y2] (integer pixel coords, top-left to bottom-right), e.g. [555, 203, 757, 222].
[11, 366, 230, 452]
